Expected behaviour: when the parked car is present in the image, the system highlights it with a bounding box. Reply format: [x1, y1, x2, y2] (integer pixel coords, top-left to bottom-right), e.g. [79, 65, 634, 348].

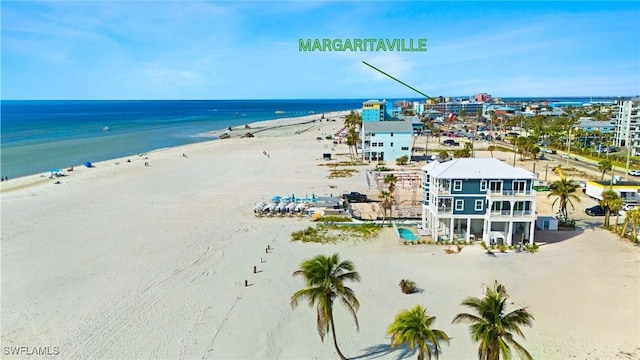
[561, 154, 569, 159]
[585, 205, 606, 216]
[623, 203, 638, 211]
[443, 139, 460, 146]
[628, 170, 640, 176]
[342, 192, 368, 203]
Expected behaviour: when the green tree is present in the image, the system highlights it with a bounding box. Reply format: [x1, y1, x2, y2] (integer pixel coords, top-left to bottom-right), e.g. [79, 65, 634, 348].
[610, 197, 624, 233]
[387, 305, 450, 360]
[290, 253, 361, 360]
[438, 150, 449, 161]
[599, 190, 620, 228]
[619, 208, 640, 243]
[547, 178, 581, 222]
[382, 174, 398, 223]
[396, 155, 409, 165]
[597, 159, 613, 181]
[452, 287, 534, 360]
[379, 190, 393, 225]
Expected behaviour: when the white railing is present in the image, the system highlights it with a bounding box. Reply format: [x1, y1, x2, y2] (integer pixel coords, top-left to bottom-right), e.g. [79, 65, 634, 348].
[487, 189, 533, 196]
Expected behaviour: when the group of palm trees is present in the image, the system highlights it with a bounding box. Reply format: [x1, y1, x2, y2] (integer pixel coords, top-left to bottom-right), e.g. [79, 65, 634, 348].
[291, 253, 534, 360]
[344, 111, 362, 162]
[599, 189, 640, 242]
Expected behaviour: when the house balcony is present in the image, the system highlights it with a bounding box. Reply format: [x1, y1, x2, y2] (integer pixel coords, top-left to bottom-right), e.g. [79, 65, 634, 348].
[486, 189, 534, 197]
[437, 187, 450, 195]
[489, 209, 534, 217]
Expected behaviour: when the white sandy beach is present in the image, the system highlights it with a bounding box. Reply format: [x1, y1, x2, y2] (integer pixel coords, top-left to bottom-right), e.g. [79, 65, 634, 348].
[1, 113, 639, 360]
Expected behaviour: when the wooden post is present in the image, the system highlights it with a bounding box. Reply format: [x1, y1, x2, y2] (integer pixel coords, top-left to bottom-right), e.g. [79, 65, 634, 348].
[253, 266, 257, 273]
[244, 280, 248, 287]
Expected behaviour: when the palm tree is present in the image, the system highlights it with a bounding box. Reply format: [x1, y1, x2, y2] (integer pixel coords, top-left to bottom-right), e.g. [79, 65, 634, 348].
[610, 197, 624, 233]
[290, 253, 361, 360]
[438, 150, 449, 161]
[452, 288, 534, 360]
[620, 208, 640, 243]
[387, 305, 450, 360]
[547, 178, 581, 222]
[379, 189, 393, 225]
[384, 174, 398, 222]
[599, 190, 620, 228]
[597, 159, 613, 180]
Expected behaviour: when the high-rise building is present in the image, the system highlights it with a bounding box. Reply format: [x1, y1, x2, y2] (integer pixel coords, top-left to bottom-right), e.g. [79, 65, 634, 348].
[611, 97, 640, 155]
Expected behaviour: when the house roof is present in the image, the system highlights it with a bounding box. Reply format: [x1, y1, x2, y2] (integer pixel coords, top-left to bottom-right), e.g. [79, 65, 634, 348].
[423, 158, 536, 179]
[363, 120, 413, 133]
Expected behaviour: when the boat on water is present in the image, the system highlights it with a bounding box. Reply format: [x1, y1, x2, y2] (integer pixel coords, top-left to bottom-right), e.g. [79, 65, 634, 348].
[275, 110, 286, 114]
[103, 126, 110, 131]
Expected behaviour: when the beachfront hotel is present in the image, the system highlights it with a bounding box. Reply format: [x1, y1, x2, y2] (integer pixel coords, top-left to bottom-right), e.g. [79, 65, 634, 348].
[421, 158, 537, 245]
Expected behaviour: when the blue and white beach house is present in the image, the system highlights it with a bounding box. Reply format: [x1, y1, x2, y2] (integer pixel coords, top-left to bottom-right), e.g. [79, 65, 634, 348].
[421, 158, 537, 245]
[360, 100, 413, 162]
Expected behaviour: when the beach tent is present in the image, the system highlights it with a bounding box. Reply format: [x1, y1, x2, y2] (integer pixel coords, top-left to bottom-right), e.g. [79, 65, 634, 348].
[84, 162, 93, 168]
[48, 169, 62, 177]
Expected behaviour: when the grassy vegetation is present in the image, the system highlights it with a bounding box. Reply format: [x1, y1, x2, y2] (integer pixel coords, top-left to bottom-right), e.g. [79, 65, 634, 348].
[291, 223, 381, 243]
[328, 168, 358, 178]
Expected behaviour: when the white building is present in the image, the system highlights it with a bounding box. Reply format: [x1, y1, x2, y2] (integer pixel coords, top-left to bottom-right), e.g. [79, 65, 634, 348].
[611, 97, 640, 155]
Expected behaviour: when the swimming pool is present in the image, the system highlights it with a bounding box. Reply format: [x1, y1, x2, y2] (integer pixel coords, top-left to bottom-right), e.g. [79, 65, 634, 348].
[398, 228, 419, 241]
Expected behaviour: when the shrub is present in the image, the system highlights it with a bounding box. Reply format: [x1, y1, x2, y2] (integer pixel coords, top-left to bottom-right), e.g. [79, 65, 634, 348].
[396, 155, 409, 165]
[399, 279, 418, 294]
[525, 244, 539, 253]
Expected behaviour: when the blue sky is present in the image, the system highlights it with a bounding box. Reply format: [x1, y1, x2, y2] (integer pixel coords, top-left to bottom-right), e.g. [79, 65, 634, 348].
[2, 1, 639, 99]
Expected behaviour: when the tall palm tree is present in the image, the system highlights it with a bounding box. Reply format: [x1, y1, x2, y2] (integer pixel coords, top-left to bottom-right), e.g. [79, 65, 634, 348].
[290, 253, 361, 360]
[547, 178, 581, 222]
[452, 288, 534, 360]
[387, 305, 450, 360]
[610, 197, 624, 233]
[599, 190, 620, 228]
[384, 174, 398, 220]
[379, 189, 393, 225]
[597, 159, 613, 180]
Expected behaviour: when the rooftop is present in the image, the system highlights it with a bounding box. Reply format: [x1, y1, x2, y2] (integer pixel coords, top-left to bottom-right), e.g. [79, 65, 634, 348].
[363, 120, 414, 133]
[423, 158, 536, 179]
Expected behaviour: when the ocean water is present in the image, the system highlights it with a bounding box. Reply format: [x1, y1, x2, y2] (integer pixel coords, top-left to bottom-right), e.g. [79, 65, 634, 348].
[0, 100, 371, 178]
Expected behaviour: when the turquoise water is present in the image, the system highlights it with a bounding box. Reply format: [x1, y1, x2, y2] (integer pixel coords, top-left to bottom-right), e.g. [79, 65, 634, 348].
[1, 99, 377, 178]
[398, 228, 419, 241]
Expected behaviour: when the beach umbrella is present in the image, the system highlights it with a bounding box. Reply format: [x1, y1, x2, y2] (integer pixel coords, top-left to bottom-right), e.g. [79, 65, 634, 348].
[271, 195, 282, 202]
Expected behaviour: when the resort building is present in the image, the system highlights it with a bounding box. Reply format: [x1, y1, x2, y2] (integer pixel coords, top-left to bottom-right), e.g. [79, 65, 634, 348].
[361, 121, 413, 162]
[611, 97, 640, 155]
[362, 100, 389, 122]
[421, 158, 537, 245]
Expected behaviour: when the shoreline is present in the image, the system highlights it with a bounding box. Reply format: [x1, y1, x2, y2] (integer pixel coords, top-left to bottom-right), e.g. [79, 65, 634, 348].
[0, 110, 353, 194]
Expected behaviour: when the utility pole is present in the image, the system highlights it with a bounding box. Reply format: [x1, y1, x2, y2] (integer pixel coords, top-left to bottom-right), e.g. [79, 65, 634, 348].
[566, 126, 572, 167]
